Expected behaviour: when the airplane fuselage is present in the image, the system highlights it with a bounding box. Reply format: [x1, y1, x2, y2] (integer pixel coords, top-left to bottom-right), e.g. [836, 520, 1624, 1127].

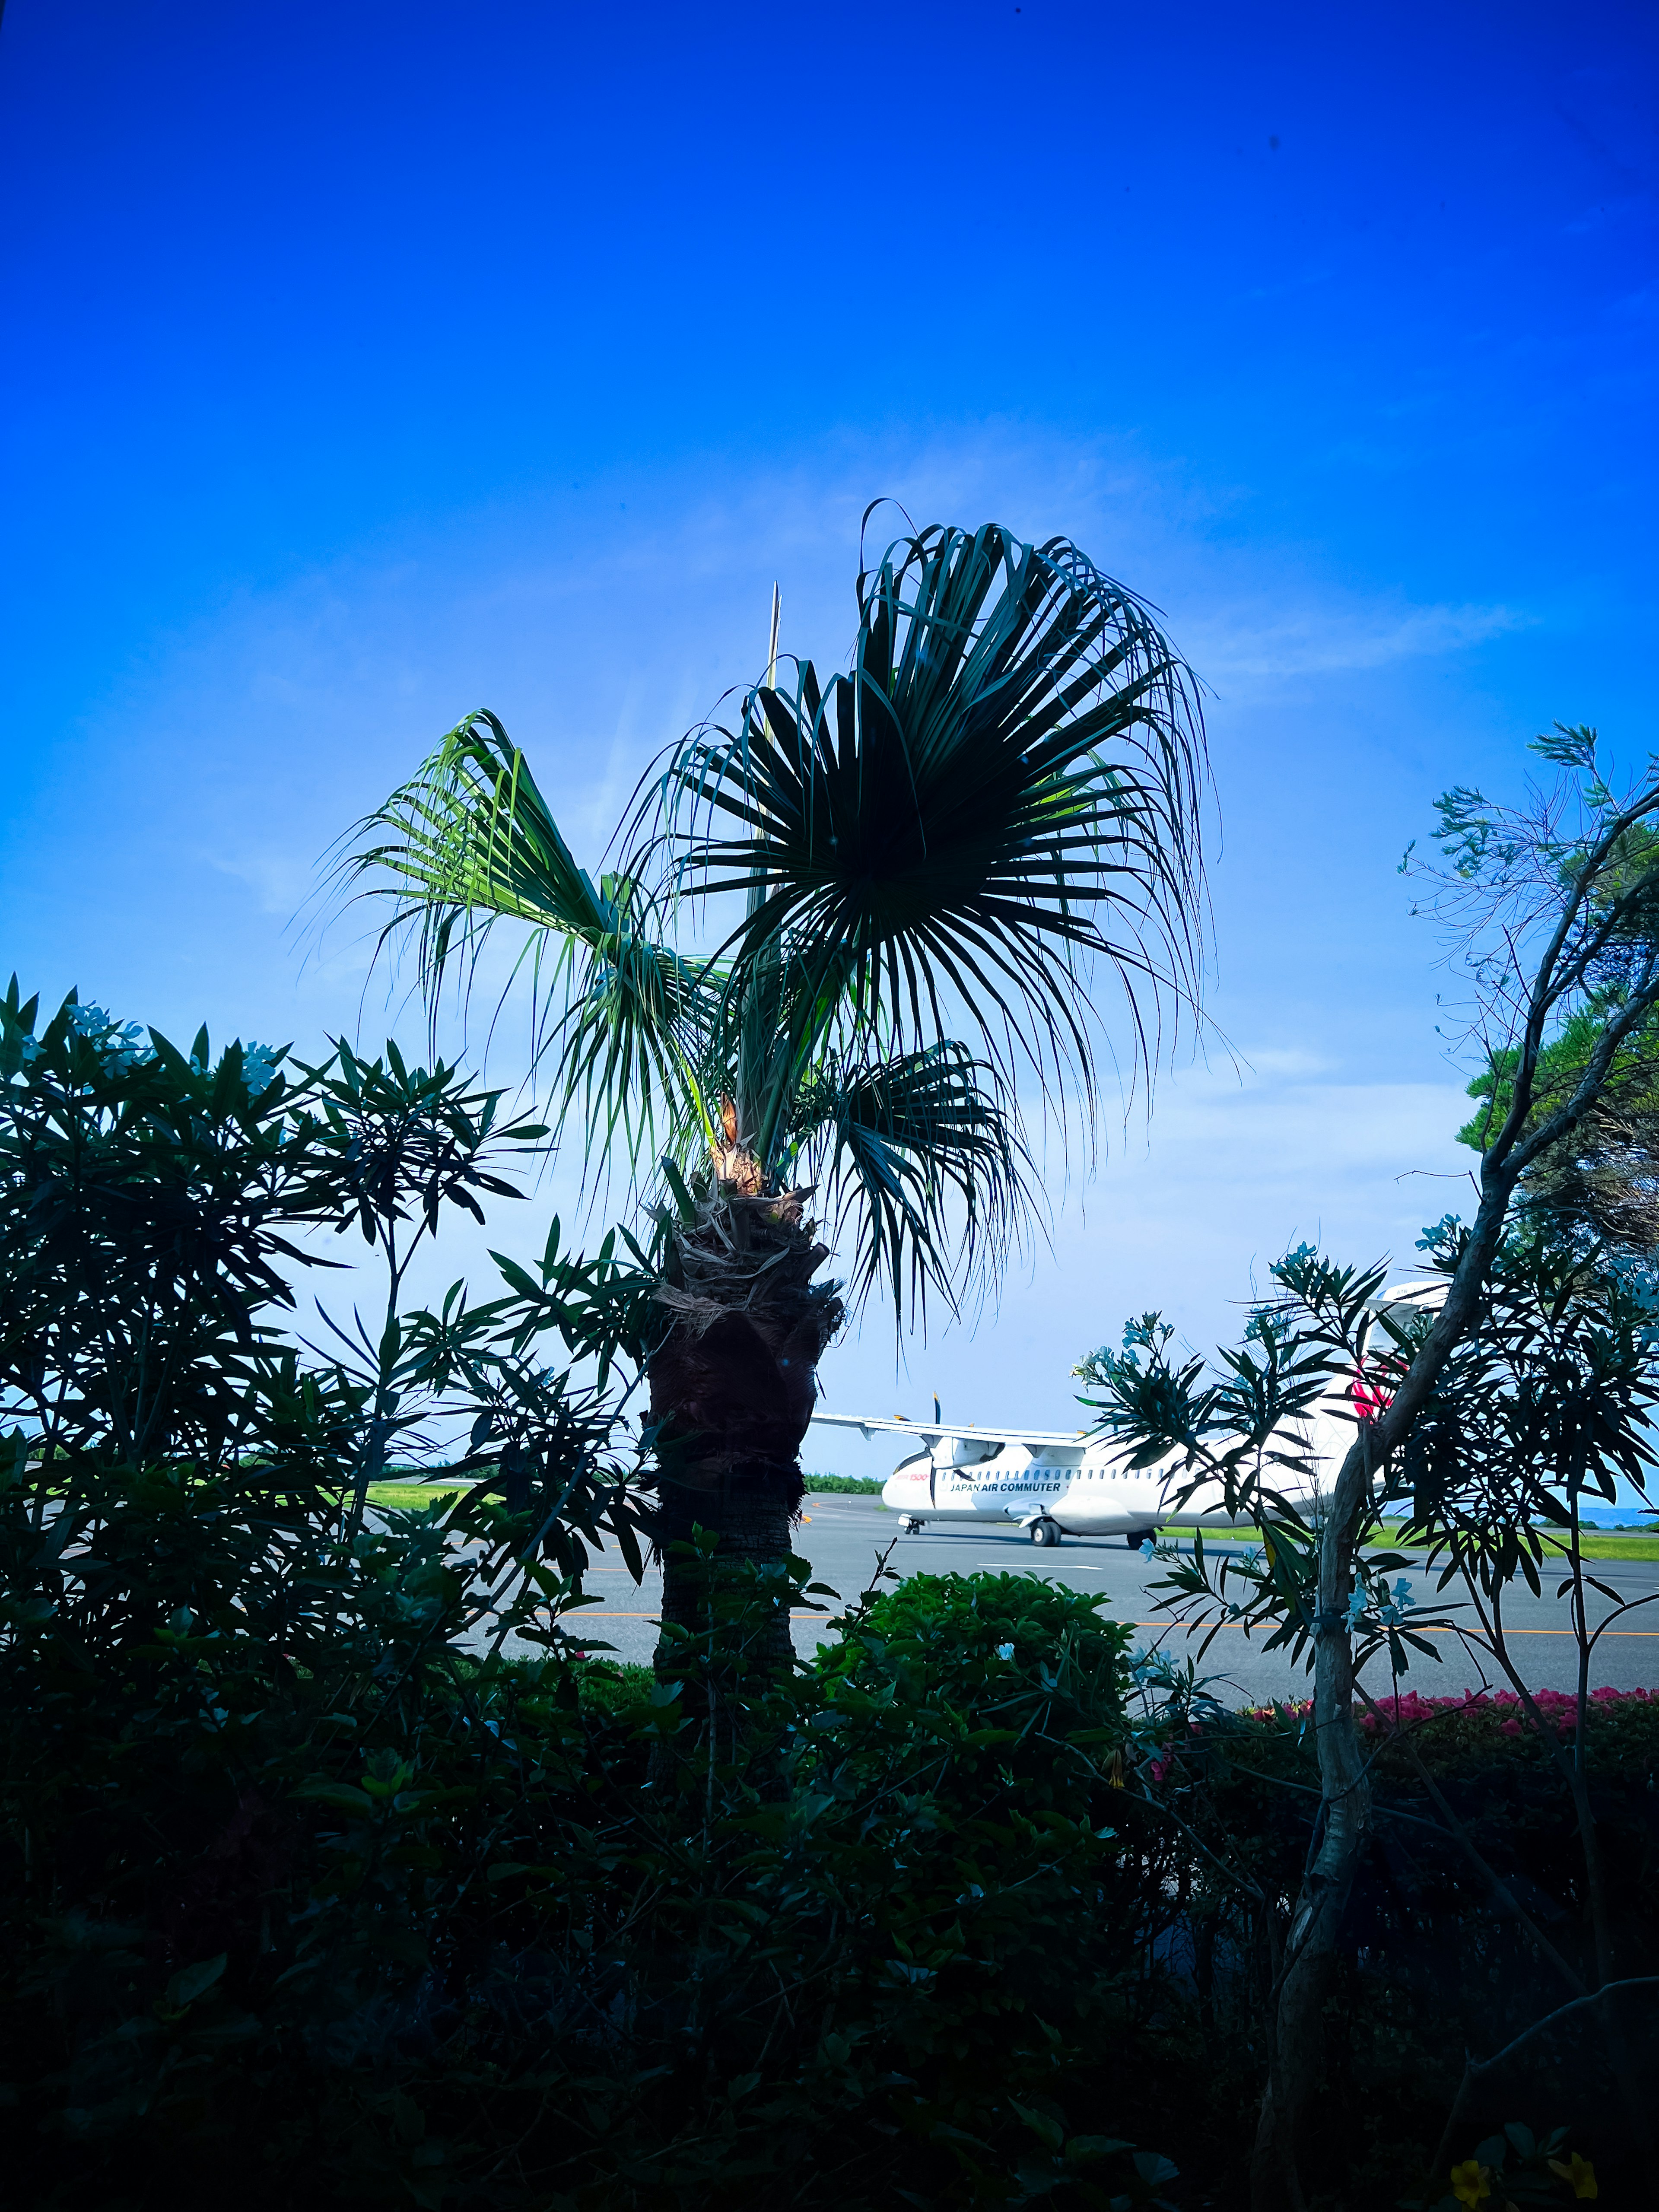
[816, 1403, 1344, 1547]
[880, 1440, 1177, 1541]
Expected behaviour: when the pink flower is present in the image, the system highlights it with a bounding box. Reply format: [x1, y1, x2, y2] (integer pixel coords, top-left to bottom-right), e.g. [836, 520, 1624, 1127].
[1351, 1362, 1393, 1423]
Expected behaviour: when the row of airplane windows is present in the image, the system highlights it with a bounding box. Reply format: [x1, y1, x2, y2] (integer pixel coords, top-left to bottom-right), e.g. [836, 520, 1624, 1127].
[945, 1470, 1125, 1483]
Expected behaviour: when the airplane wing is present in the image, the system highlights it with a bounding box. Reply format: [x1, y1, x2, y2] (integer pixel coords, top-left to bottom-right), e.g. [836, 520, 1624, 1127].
[809, 1411, 1090, 1448]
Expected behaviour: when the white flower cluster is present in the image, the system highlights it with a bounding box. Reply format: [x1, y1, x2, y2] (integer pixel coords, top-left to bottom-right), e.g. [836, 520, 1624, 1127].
[240, 1043, 284, 1096]
[185, 1036, 282, 1093]
[1347, 1575, 1414, 1629]
[12, 1005, 283, 1098]
[65, 1002, 154, 1072]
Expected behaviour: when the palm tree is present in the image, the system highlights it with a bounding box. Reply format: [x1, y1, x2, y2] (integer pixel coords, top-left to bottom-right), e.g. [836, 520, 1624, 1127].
[337, 519, 1207, 1670]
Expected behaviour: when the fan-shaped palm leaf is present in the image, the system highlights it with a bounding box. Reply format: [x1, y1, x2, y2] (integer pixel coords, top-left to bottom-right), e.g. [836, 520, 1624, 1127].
[637, 521, 1206, 1173]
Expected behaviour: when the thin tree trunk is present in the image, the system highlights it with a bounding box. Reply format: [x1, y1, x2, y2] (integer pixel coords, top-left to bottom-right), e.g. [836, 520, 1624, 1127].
[1249, 1439, 1372, 2209]
[1248, 1170, 1526, 2200]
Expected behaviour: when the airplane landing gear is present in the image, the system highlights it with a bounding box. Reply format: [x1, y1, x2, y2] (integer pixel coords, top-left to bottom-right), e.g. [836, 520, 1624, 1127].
[1029, 1519, 1061, 1548]
[1126, 1529, 1157, 1548]
[901, 1516, 925, 1534]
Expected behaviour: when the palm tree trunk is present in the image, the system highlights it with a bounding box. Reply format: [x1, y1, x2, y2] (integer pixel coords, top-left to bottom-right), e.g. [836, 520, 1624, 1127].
[646, 1173, 844, 1682]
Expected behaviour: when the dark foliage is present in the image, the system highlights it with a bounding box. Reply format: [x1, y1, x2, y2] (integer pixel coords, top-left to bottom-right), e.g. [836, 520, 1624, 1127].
[1122, 1691, 1659, 2203]
[0, 981, 1181, 2211]
[2, 977, 1644, 2209]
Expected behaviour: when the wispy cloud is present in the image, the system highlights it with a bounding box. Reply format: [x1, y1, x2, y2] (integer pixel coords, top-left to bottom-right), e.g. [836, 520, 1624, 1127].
[11, 418, 1527, 1455]
[1179, 597, 1528, 685]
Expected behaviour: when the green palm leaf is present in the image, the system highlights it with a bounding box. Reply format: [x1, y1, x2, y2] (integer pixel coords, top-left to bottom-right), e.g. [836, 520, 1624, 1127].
[790, 1041, 1036, 1328]
[332, 711, 716, 1170]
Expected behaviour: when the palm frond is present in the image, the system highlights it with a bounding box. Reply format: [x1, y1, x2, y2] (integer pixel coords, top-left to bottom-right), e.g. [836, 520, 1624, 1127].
[635, 521, 1208, 1163]
[790, 1041, 1037, 1328]
[331, 711, 715, 1170]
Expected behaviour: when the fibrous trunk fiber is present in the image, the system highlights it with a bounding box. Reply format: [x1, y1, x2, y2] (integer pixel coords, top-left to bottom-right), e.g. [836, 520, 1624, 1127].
[647, 1176, 844, 1676]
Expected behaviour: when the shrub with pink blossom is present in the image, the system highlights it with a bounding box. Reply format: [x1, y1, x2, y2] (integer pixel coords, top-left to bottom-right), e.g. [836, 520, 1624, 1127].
[1361, 1684, 1659, 1734]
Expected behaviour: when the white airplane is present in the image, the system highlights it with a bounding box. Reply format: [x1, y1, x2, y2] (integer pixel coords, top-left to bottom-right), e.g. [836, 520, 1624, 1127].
[810, 1410, 1179, 1545]
[809, 1282, 1442, 1546]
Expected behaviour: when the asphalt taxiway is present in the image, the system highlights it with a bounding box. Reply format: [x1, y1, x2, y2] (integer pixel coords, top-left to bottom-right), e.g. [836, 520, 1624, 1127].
[543, 1492, 1659, 1706]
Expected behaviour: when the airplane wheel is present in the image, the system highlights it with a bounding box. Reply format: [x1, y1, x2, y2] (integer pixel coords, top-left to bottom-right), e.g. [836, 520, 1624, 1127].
[902, 1516, 924, 1534]
[1126, 1529, 1157, 1548]
[1030, 1519, 1060, 1548]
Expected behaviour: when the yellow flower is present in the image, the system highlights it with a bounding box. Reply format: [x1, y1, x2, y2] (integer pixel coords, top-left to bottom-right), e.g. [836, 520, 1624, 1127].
[1450, 2161, 1491, 2207]
[1548, 2152, 1597, 2199]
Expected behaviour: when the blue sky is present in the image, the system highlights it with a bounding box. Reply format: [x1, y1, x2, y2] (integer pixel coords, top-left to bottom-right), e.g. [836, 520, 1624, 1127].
[2, 1, 1656, 1475]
